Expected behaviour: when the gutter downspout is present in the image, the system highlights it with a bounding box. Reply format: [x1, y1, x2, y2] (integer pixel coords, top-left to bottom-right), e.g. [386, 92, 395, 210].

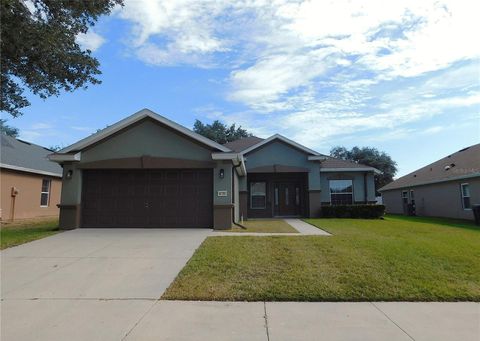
[232, 159, 247, 229]
[364, 172, 368, 203]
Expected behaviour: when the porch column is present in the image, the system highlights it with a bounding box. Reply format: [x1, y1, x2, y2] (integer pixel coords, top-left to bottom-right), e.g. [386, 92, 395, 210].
[308, 163, 322, 217]
[213, 161, 233, 229]
[58, 163, 82, 230]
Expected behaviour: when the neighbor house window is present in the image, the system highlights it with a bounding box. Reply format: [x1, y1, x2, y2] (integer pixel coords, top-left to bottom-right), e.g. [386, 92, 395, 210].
[402, 191, 409, 204]
[250, 182, 266, 209]
[40, 179, 51, 207]
[329, 180, 353, 205]
[461, 183, 471, 209]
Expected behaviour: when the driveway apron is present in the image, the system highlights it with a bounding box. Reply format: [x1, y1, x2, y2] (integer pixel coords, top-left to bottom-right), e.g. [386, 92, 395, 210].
[1, 228, 210, 341]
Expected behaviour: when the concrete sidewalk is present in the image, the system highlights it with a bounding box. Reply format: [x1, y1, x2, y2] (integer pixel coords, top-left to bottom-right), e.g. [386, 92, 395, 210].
[3, 299, 478, 340]
[212, 219, 330, 236]
[123, 301, 480, 341]
[284, 218, 331, 235]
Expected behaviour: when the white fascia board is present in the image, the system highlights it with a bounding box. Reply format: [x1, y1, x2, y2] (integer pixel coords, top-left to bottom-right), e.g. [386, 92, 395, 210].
[240, 134, 321, 156]
[320, 167, 382, 174]
[48, 152, 82, 163]
[212, 153, 247, 176]
[60, 108, 231, 153]
[0, 163, 62, 178]
[308, 156, 328, 161]
[212, 153, 239, 160]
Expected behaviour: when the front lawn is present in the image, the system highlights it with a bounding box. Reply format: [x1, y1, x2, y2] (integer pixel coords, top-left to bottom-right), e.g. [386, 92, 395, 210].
[163, 215, 480, 301]
[1, 218, 60, 250]
[224, 219, 298, 233]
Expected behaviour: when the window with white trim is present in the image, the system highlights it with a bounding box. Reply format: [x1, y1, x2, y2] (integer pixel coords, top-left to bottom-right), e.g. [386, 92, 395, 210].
[329, 180, 353, 205]
[402, 191, 408, 205]
[461, 183, 471, 209]
[40, 179, 51, 207]
[250, 182, 266, 209]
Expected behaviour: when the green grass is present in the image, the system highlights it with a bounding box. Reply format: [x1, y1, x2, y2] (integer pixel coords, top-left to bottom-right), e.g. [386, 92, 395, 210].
[1, 218, 60, 250]
[162, 215, 480, 301]
[224, 219, 298, 233]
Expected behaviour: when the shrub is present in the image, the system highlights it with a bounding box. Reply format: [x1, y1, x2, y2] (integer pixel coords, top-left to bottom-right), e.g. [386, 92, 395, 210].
[321, 204, 385, 219]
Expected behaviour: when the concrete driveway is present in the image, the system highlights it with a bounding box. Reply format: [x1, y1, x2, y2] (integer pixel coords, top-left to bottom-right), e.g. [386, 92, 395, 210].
[1, 228, 210, 340]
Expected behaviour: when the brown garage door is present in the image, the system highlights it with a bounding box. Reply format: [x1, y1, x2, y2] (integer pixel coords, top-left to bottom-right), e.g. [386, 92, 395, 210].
[81, 169, 213, 228]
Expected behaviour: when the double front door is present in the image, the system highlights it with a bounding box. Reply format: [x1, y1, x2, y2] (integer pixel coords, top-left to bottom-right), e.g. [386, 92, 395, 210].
[274, 182, 302, 217]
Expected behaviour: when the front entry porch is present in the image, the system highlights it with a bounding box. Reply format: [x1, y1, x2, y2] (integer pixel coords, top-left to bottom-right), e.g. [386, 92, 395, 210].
[246, 173, 308, 219]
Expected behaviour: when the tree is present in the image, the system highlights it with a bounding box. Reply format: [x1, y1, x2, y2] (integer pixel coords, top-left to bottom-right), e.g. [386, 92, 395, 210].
[0, 119, 19, 137]
[48, 145, 63, 152]
[1, 0, 123, 117]
[193, 119, 252, 144]
[330, 146, 398, 193]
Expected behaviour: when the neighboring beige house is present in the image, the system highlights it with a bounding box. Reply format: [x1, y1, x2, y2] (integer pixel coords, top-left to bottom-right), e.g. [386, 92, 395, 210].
[0, 134, 62, 221]
[380, 143, 480, 221]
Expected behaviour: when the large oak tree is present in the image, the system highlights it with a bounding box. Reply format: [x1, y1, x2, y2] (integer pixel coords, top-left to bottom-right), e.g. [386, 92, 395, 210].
[330, 146, 398, 193]
[193, 119, 252, 144]
[1, 0, 123, 117]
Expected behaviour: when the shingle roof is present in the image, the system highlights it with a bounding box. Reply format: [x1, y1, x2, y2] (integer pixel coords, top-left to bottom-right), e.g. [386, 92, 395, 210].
[223, 136, 264, 152]
[223, 136, 378, 171]
[0, 134, 62, 177]
[320, 157, 375, 169]
[380, 143, 480, 191]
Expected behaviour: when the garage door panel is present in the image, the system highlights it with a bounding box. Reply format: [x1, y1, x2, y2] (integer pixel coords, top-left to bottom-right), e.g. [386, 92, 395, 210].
[81, 169, 213, 228]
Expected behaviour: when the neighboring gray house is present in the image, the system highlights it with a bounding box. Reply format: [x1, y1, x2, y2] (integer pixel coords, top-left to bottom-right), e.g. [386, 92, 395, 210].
[49, 109, 379, 230]
[379, 144, 480, 221]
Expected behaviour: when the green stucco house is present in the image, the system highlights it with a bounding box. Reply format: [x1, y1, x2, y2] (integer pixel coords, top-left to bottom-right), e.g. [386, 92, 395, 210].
[50, 109, 379, 229]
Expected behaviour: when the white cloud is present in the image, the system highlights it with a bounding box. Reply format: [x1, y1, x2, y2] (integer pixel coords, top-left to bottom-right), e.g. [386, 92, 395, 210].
[30, 122, 52, 130]
[226, 0, 479, 111]
[118, 0, 230, 65]
[228, 49, 335, 111]
[20, 122, 58, 143]
[76, 30, 106, 51]
[114, 0, 480, 145]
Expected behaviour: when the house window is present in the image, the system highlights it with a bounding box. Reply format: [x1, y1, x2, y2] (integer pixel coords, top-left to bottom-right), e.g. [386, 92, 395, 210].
[329, 180, 353, 205]
[40, 179, 51, 207]
[461, 183, 471, 209]
[402, 191, 409, 204]
[250, 182, 266, 209]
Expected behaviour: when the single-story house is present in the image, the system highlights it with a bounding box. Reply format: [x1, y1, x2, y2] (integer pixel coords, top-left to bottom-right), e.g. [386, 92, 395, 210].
[49, 109, 379, 229]
[379, 143, 479, 221]
[0, 134, 62, 221]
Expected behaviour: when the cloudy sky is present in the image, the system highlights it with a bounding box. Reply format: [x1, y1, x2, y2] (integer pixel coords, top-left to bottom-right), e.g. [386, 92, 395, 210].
[10, 0, 480, 177]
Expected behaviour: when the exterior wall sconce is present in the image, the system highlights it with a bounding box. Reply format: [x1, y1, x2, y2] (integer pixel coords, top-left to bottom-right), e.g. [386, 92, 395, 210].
[66, 170, 73, 179]
[219, 169, 225, 179]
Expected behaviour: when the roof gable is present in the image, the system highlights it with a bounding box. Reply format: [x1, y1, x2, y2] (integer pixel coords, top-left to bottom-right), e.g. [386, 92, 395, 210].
[60, 109, 231, 153]
[241, 134, 321, 156]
